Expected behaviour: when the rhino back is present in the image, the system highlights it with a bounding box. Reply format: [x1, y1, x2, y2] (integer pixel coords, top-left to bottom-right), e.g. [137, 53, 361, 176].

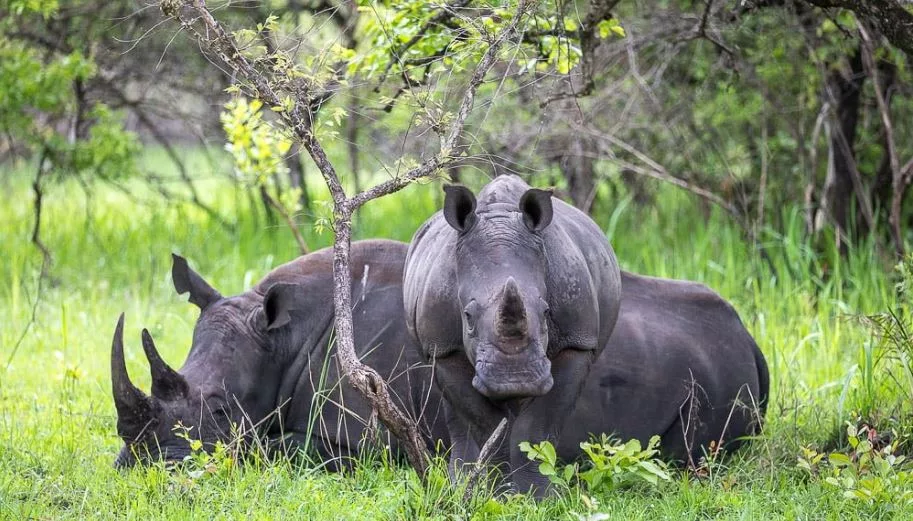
[256, 239, 409, 294]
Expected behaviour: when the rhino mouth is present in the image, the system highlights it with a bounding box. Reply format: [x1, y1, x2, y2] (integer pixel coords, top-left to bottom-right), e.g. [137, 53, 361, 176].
[472, 356, 553, 400]
[114, 443, 192, 469]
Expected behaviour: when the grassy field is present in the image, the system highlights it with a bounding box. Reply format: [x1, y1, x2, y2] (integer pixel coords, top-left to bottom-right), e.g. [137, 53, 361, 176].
[1, 148, 911, 519]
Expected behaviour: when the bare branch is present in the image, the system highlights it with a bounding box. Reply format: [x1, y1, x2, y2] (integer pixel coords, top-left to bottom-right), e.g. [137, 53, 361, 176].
[859, 21, 910, 256]
[462, 417, 508, 502]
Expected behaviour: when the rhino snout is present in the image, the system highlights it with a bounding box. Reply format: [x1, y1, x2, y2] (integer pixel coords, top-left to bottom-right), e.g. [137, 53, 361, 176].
[472, 353, 553, 400]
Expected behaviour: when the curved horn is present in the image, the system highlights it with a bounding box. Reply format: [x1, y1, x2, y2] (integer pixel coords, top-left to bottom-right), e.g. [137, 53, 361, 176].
[497, 277, 528, 339]
[111, 314, 154, 440]
[141, 329, 189, 401]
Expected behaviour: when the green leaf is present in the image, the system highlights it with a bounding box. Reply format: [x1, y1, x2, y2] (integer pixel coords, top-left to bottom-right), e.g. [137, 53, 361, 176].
[828, 453, 852, 467]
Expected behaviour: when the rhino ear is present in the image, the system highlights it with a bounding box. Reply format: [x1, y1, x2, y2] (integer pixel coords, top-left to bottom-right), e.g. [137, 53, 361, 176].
[172, 253, 222, 311]
[443, 184, 477, 233]
[519, 188, 553, 232]
[263, 282, 297, 331]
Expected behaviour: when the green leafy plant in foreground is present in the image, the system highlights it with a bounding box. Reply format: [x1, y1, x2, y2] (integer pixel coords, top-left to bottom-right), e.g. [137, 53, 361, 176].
[519, 434, 671, 493]
[797, 422, 913, 505]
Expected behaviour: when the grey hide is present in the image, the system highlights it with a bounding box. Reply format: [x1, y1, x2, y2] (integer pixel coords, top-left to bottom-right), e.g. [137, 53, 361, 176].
[111, 239, 449, 469]
[403, 175, 623, 497]
[556, 271, 769, 467]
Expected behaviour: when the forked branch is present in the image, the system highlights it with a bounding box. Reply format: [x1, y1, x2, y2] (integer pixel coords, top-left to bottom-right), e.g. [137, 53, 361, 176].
[159, 0, 532, 481]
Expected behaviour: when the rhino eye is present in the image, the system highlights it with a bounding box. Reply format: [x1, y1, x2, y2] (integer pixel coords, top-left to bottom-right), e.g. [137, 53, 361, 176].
[463, 301, 478, 333]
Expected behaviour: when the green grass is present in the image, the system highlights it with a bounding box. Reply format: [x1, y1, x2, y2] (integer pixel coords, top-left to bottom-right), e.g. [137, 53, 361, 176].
[1, 148, 910, 519]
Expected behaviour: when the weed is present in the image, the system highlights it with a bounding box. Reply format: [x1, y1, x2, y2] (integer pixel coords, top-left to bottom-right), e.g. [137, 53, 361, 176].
[798, 422, 913, 506]
[519, 434, 672, 493]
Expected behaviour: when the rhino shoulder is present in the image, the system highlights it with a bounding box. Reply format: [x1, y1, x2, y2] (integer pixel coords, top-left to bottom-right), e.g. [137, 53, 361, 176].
[403, 214, 463, 357]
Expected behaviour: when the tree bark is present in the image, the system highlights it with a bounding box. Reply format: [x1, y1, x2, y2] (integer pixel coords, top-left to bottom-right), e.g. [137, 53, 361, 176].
[819, 46, 867, 247]
[31, 149, 52, 278]
[559, 136, 598, 214]
[802, 0, 913, 57]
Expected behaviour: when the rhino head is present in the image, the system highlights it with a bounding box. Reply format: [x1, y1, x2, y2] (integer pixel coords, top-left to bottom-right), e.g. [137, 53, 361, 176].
[111, 255, 299, 467]
[442, 184, 555, 400]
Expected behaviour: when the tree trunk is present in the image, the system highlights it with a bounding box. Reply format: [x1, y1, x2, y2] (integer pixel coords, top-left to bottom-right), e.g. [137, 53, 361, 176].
[818, 47, 866, 248]
[561, 137, 598, 214]
[870, 60, 897, 218]
[31, 150, 52, 278]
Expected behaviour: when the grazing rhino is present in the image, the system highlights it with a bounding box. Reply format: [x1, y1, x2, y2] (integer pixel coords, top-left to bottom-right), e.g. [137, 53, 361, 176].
[111, 240, 448, 469]
[402, 175, 623, 496]
[556, 271, 769, 467]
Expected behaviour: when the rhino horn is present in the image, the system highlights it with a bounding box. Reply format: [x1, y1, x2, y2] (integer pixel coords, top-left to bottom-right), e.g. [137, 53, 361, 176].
[141, 328, 189, 401]
[496, 277, 528, 340]
[111, 314, 154, 440]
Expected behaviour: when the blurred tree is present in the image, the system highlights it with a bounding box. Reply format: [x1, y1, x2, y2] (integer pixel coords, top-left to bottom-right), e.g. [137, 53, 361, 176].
[0, 0, 140, 275]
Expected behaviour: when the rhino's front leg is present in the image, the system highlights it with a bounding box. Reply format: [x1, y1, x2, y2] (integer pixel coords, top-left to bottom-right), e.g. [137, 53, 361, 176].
[433, 355, 510, 478]
[509, 348, 596, 498]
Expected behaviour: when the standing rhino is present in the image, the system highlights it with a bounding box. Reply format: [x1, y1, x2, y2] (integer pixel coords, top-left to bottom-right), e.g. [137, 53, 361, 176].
[402, 175, 623, 496]
[111, 240, 448, 468]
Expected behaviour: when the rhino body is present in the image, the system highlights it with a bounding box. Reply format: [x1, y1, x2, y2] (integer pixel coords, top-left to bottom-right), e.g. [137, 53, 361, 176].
[403, 175, 623, 496]
[556, 271, 769, 464]
[111, 240, 448, 468]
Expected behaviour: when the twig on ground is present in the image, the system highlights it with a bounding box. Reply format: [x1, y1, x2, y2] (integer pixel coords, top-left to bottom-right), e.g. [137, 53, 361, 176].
[462, 417, 508, 502]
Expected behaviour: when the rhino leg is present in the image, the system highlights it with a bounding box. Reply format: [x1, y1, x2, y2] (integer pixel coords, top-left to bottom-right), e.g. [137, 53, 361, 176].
[433, 356, 511, 480]
[509, 348, 596, 498]
[442, 400, 481, 479]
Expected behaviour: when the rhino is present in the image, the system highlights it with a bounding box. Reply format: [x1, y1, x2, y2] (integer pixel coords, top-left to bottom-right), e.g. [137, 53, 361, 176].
[402, 175, 768, 497]
[111, 239, 448, 469]
[556, 271, 769, 467]
[402, 175, 623, 495]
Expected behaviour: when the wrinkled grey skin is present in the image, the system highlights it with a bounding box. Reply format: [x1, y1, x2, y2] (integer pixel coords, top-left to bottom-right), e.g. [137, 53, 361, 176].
[556, 271, 769, 465]
[403, 175, 623, 497]
[112, 240, 448, 469]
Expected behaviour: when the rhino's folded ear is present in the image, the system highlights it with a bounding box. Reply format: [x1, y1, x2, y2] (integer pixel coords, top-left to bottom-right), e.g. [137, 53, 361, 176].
[263, 282, 298, 331]
[443, 184, 477, 233]
[519, 188, 554, 232]
[172, 253, 222, 310]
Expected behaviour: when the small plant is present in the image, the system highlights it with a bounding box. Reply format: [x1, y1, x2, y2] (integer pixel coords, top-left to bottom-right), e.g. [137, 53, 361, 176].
[797, 422, 913, 505]
[172, 423, 236, 481]
[519, 434, 671, 493]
